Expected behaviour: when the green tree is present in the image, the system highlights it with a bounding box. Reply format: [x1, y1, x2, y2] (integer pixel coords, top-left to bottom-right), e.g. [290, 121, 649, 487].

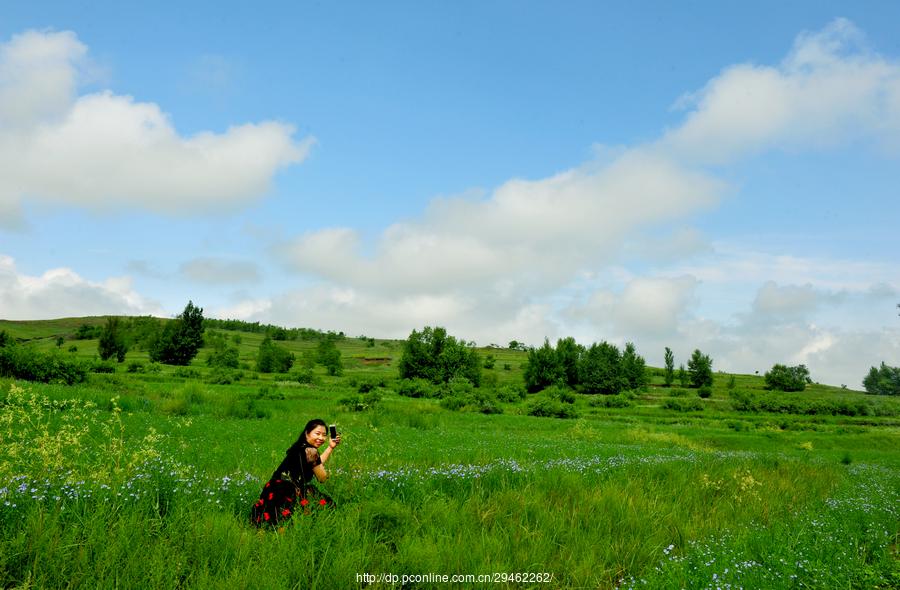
[257, 335, 295, 373]
[55, 336, 64, 348]
[523, 339, 563, 392]
[664, 347, 675, 387]
[687, 349, 713, 388]
[764, 364, 810, 392]
[578, 341, 623, 395]
[677, 363, 688, 387]
[621, 342, 648, 391]
[398, 326, 481, 386]
[316, 338, 343, 376]
[863, 362, 900, 396]
[555, 337, 583, 388]
[98, 317, 128, 362]
[149, 301, 205, 366]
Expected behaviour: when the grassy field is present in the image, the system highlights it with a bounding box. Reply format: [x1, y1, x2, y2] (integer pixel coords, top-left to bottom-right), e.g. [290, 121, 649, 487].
[0, 318, 898, 589]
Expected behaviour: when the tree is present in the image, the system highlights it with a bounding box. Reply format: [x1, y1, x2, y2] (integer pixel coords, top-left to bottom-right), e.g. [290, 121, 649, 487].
[578, 341, 623, 395]
[56, 336, 65, 348]
[0, 330, 10, 348]
[863, 363, 900, 396]
[677, 363, 688, 387]
[398, 326, 481, 386]
[555, 337, 583, 388]
[523, 339, 563, 392]
[664, 347, 675, 387]
[149, 301, 205, 365]
[621, 342, 648, 391]
[98, 317, 128, 362]
[764, 364, 810, 392]
[316, 337, 343, 376]
[687, 349, 713, 388]
[257, 335, 294, 373]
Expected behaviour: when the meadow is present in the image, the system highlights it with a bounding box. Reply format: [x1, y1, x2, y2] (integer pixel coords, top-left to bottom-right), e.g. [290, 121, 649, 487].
[0, 318, 898, 589]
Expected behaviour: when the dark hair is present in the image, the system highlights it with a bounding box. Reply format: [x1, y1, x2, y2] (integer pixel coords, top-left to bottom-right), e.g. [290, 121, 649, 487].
[288, 419, 328, 455]
[304, 418, 327, 435]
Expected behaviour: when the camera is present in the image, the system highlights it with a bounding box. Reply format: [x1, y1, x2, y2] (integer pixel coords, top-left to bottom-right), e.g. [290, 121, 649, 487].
[329, 424, 337, 439]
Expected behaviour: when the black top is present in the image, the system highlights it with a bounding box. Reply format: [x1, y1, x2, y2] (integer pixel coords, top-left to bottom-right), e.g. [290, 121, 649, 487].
[271, 440, 322, 487]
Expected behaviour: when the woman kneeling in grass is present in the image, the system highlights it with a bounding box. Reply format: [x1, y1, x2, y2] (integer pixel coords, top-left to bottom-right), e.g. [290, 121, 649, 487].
[250, 419, 341, 527]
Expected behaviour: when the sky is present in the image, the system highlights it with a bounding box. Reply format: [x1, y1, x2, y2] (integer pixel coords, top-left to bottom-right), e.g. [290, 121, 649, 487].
[1, 1, 898, 388]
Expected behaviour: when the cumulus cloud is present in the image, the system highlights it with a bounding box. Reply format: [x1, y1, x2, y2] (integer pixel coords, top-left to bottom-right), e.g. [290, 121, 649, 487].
[0, 254, 162, 319]
[0, 30, 311, 226]
[280, 149, 724, 294]
[661, 18, 900, 162]
[179, 257, 261, 284]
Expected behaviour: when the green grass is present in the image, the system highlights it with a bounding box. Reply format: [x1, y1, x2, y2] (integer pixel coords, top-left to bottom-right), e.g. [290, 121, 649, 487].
[0, 318, 898, 588]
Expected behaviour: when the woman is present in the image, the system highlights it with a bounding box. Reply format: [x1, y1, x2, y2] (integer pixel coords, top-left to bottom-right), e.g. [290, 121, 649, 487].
[250, 419, 341, 527]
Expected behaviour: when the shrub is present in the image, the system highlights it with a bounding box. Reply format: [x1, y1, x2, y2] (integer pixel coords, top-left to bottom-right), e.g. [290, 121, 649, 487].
[257, 336, 295, 374]
[527, 398, 579, 419]
[98, 317, 128, 362]
[316, 338, 343, 376]
[224, 397, 271, 420]
[621, 342, 648, 390]
[206, 368, 241, 385]
[0, 345, 89, 385]
[863, 362, 900, 396]
[397, 378, 434, 398]
[589, 395, 632, 408]
[293, 367, 317, 384]
[546, 385, 576, 404]
[687, 349, 713, 388]
[149, 301, 205, 366]
[698, 385, 712, 399]
[578, 342, 623, 395]
[91, 360, 117, 374]
[764, 364, 810, 392]
[663, 347, 675, 387]
[483, 354, 496, 369]
[398, 326, 481, 386]
[173, 367, 201, 379]
[126, 361, 144, 373]
[662, 397, 704, 412]
[206, 345, 240, 369]
[496, 384, 526, 403]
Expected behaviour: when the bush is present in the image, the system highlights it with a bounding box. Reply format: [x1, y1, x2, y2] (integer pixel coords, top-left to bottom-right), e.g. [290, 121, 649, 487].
[546, 385, 576, 404]
[207, 345, 240, 369]
[589, 395, 632, 408]
[527, 398, 579, 419]
[398, 326, 481, 386]
[765, 364, 810, 392]
[0, 345, 89, 385]
[98, 317, 128, 362]
[257, 336, 294, 374]
[126, 361, 144, 373]
[91, 360, 117, 374]
[698, 385, 712, 399]
[863, 362, 900, 396]
[316, 338, 343, 376]
[662, 397, 704, 412]
[496, 384, 526, 403]
[483, 354, 496, 370]
[173, 367, 201, 379]
[206, 368, 242, 385]
[397, 378, 434, 398]
[578, 342, 624, 395]
[224, 397, 271, 420]
[339, 390, 381, 412]
[293, 367, 317, 384]
[149, 301, 205, 366]
[687, 349, 713, 388]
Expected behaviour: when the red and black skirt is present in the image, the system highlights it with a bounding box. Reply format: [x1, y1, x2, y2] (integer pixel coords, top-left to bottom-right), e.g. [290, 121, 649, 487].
[249, 479, 333, 527]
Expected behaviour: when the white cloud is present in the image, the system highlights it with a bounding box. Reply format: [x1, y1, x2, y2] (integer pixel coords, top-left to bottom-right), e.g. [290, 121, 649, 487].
[280, 149, 724, 295]
[661, 18, 900, 163]
[0, 30, 311, 224]
[0, 254, 162, 319]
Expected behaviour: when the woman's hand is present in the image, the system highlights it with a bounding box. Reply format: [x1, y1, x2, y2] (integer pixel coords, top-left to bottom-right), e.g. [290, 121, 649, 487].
[329, 434, 341, 449]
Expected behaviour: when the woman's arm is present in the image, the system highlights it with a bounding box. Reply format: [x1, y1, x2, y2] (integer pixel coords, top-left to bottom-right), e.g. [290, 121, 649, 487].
[311, 435, 341, 482]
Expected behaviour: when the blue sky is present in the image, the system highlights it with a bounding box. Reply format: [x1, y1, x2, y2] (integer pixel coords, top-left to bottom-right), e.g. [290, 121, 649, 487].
[1, 2, 898, 387]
